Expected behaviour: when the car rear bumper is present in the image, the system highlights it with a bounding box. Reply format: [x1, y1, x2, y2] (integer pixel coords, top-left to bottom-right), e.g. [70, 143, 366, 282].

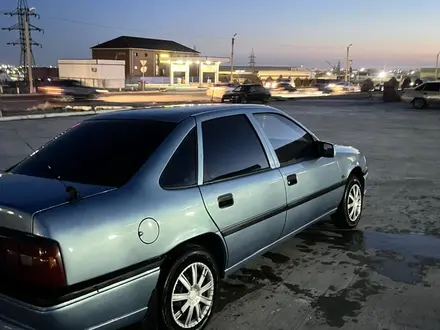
[0, 267, 160, 330]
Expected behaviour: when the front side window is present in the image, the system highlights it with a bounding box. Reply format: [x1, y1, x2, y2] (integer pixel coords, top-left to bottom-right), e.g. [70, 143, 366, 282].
[254, 113, 315, 166]
[160, 128, 197, 189]
[202, 115, 269, 183]
[11, 119, 177, 187]
[233, 86, 249, 92]
[415, 84, 425, 91]
[423, 83, 440, 92]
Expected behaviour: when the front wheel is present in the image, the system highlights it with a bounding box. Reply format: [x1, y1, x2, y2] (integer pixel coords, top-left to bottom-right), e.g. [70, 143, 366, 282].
[331, 176, 364, 229]
[413, 98, 427, 109]
[240, 96, 248, 104]
[159, 245, 219, 330]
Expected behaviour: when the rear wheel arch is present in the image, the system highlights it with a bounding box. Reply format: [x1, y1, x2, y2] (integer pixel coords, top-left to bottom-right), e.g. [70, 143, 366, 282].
[162, 232, 228, 278]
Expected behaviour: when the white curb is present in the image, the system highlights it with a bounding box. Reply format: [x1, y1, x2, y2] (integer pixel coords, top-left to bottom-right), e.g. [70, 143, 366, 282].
[0, 107, 134, 122]
[0, 102, 213, 122]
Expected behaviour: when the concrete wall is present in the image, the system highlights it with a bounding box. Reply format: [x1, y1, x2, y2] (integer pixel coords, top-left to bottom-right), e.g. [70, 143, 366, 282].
[92, 49, 130, 77]
[58, 59, 125, 89]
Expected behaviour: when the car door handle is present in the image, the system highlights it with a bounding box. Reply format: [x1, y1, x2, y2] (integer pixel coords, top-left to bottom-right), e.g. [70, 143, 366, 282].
[287, 174, 298, 186]
[218, 193, 234, 209]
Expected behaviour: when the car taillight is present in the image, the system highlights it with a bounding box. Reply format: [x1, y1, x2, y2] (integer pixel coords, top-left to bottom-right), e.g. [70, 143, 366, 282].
[0, 235, 66, 289]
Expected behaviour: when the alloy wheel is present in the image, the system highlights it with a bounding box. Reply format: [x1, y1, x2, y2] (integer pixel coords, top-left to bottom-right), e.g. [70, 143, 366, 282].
[171, 262, 215, 328]
[414, 99, 425, 109]
[347, 183, 362, 222]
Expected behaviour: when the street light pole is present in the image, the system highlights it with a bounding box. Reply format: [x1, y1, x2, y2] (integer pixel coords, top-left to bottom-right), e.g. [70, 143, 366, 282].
[345, 44, 352, 83]
[230, 33, 237, 83]
[435, 52, 440, 80]
[24, 9, 34, 94]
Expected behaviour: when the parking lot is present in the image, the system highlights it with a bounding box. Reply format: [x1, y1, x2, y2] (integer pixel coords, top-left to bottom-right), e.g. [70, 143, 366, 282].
[1, 100, 440, 329]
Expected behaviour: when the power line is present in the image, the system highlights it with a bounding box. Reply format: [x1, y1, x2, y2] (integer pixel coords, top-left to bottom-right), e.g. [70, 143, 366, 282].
[45, 16, 229, 41]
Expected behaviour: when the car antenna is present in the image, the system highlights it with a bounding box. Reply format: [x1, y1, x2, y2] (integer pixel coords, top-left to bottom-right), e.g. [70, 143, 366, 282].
[14, 130, 80, 202]
[47, 165, 81, 202]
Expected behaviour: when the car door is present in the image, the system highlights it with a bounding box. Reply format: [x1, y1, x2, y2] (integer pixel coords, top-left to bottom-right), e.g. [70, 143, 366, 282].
[256, 85, 270, 100]
[198, 113, 287, 269]
[253, 112, 344, 236]
[421, 82, 440, 103]
[70, 80, 91, 97]
[246, 85, 258, 102]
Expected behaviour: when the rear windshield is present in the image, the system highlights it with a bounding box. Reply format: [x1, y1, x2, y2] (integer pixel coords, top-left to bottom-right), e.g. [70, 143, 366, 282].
[10, 119, 177, 187]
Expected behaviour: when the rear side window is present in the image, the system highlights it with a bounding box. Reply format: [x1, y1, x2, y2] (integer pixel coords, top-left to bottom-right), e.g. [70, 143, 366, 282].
[11, 119, 177, 187]
[160, 128, 198, 189]
[202, 115, 269, 183]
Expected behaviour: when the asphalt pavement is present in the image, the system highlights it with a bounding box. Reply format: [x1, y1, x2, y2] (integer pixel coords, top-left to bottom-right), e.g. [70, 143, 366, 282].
[0, 90, 208, 113]
[1, 100, 440, 329]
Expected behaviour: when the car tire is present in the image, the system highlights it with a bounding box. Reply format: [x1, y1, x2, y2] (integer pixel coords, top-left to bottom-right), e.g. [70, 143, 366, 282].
[88, 93, 98, 100]
[331, 175, 364, 229]
[221, 98, 225, 103]
[412, 98, 426, 109]
[262, 98, 268, 104]
[240, 96, 248, 104]
[158, 245, 219, 330]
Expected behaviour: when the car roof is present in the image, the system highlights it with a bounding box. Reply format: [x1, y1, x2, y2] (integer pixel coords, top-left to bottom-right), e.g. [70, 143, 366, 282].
[87, 104, 277, 123]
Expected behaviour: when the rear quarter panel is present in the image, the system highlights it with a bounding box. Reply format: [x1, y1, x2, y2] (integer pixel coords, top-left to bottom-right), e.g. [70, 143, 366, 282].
[33, 116, 221, 286]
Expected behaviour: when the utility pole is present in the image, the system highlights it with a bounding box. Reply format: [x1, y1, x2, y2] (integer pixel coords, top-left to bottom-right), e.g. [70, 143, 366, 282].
[345, 44, 352, 83]
[2, 0, 43, 93]
[435, 52, 440, 80]
[230, 33, 237, 83]
[24, 10, 33, 93]
[249, 48, 256, 70]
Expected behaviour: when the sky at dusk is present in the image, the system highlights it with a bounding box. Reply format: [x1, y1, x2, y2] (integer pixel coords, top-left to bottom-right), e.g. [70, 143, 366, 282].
[0, 0, 439, 68]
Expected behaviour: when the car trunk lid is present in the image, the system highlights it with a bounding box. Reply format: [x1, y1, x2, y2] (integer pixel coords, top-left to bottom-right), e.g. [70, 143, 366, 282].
[0, 172, 113, 233]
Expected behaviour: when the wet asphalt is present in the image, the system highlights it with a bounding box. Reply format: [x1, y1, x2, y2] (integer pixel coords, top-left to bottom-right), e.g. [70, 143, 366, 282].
[0, 100, 440, 329]
[209, 100, 440, 330]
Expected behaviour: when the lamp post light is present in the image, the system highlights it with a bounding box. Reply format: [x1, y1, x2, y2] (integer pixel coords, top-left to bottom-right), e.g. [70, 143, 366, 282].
[435, 52, 440, 80]
[230, 33, 237, 83]
[345, 44, 352, 83]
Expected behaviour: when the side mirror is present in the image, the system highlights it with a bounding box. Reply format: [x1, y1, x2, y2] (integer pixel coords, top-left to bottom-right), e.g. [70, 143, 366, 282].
[316, 141, 335, 158]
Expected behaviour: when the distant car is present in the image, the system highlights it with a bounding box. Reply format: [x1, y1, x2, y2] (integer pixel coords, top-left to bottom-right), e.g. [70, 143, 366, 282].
[373, 83, 384, 92]
[221, 84, 271, 103]
[265, 79, 295, 90]
[38, 79, 108, 100]
[206, 83, 239, 99]
[401, 81, 440, 109]
[0, 104, 367, 330]
[321, 82, 359, 93]
[272, 82, 297, 93]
